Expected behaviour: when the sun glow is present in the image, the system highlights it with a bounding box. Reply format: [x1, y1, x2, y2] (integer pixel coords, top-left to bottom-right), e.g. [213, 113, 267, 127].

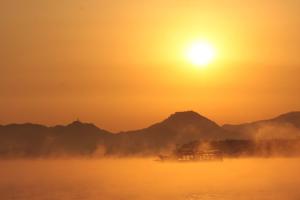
[186, 41, 216, 67]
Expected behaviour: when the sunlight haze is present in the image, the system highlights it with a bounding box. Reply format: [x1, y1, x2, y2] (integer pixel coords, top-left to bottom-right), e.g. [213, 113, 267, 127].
[1, 0, 300, 131]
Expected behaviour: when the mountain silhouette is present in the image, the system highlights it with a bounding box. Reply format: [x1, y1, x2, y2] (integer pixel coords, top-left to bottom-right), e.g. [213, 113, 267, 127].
[1, 111, 300, 157]
[0, 120, 111, 157]
[109, 111, 231, 155]
[49, 120, 112, 155]
[223, 111, 300, 139]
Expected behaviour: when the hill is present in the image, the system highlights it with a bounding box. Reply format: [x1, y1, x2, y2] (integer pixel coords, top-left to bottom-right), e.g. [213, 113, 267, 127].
[223, 111, 300, 140]
[1, 111, 300, 157]
[0, 121, 112, 157]
[109, 111, 232, 155]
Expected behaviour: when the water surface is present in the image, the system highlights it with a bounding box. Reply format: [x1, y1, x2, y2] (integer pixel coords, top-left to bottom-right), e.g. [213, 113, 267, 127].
[0, 158, 299, 200]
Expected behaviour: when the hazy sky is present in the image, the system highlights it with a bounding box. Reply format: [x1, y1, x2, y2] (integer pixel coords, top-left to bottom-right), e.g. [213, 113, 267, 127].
[1, 0, 300, 131]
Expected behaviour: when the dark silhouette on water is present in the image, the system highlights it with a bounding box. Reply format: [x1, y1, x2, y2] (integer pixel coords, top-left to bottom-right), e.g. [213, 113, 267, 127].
[158, 140, 223, 162]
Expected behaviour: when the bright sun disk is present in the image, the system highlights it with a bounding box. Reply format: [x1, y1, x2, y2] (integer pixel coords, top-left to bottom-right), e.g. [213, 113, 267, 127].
[186, 41, 216, 67]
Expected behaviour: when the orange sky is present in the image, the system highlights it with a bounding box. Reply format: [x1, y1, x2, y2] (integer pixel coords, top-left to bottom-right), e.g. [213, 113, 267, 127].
[1, 0, 300, 132]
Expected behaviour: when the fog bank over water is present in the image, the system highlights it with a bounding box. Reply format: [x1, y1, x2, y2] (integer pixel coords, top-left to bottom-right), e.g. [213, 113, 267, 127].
[1, 158, 300, 200]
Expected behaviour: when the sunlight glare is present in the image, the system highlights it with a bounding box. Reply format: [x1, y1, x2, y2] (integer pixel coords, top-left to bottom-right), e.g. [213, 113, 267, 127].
[186, 41, 216, 67]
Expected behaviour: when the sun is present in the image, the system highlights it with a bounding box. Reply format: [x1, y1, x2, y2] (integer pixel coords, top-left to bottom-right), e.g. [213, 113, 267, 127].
[186, 41, 216, 67]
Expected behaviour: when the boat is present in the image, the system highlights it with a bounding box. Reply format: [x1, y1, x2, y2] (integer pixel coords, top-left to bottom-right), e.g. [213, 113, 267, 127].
[157, 141, 223, 162]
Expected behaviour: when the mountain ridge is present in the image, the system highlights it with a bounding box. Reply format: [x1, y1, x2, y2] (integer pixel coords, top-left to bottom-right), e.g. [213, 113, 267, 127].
[1, 111, 300, 156]
[223, 111, 300, 139]
[2, 110, 299, 134]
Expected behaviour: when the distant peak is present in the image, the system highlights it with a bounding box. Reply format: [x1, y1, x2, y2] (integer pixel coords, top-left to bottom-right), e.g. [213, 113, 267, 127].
[165, 111, 216, 124]
[67, 120, 97, 128]
[69, 120, 84, 126]
[274, 111, 300, 121]
[175, 111, 198, 115]
[277, 111, 300, 117]
[168, 111, 204, 119]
